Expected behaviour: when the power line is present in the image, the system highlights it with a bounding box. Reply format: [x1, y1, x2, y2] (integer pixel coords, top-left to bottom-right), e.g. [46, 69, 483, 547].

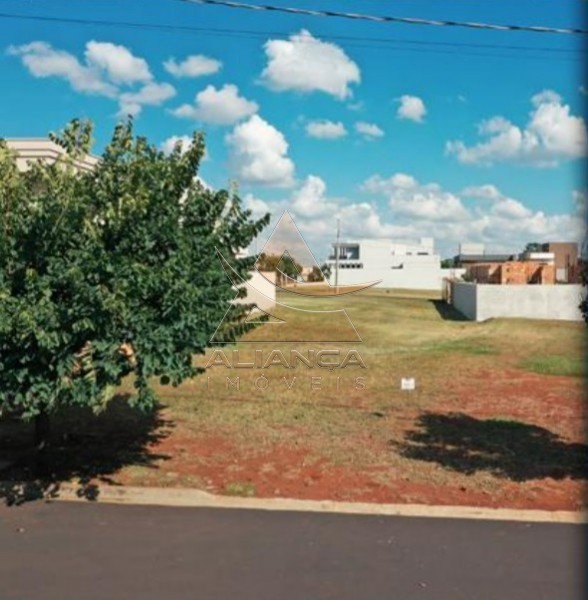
[178, 0, 588, 35]
[0, 11, 583, 62]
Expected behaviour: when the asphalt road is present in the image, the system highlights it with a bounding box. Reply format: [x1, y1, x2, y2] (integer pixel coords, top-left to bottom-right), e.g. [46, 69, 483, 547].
[0, 501, 584, 600]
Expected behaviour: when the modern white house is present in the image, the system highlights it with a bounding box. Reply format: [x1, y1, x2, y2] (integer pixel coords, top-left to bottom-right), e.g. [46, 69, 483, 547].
[326, 237, 465, 291]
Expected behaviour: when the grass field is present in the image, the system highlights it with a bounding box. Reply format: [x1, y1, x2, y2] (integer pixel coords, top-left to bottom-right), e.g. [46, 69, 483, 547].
[1, 288, 586, 510]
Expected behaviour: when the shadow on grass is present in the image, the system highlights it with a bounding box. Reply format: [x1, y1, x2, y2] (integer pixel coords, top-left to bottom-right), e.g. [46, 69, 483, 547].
[0, 394, 171, 506]
[429, 300, 469, 322]
[396, 412, 588, 481]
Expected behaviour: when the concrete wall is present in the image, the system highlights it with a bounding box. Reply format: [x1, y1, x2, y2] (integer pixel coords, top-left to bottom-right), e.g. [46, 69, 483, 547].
[450, 281, 477, 320]
[329, 267, 465, 291]
[236, 271, 276, 313]
[451, 281, 585, 322]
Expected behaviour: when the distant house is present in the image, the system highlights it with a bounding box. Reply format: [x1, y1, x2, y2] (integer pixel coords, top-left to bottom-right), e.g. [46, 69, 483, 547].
[325, 237, 465, 291]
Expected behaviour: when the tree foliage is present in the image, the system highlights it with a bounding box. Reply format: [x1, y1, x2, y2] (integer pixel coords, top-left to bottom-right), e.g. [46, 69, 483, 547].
[580, 262, 588, 325]
[0, 119, 269, 422]
[256, 252, 303, 286]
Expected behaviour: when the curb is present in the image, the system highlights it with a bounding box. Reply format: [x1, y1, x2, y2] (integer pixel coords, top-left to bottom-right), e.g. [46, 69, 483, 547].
[32, 483, 588, 524]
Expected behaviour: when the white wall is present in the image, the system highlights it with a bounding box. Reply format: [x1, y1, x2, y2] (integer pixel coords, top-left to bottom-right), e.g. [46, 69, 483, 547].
[330, 267, 465, 291]
[451, 281, 585, 322]
[236, 271, 276, 312]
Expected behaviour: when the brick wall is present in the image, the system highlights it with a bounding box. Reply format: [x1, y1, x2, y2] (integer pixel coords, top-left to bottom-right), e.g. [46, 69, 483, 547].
[467, 261, 555, 285]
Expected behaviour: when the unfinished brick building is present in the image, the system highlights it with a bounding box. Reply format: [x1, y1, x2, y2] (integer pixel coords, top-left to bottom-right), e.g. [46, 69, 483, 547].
[468, 261, 555, 285]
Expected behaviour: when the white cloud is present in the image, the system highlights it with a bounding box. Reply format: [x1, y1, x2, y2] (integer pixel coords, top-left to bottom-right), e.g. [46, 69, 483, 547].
[260, 29, 360, 100]
[163, 54, 222, 78]
[85, 41, 152, 84]
[363, 174, 469, 222]
[7, 41, 117, 97]
[396, 95, 426, 123]
[118, 82, 176, 117]
[305, 120, 347, 140]
[460, 184, 503, 201]
[8, 40, 176, 118]
[226, 115, 295, 187]
[446, 90, 588, 167]
[355, 121, 384, 139]
[243, 193, 272, 219]
[160, 135, 193, 155]
[171, 84, 258, 125]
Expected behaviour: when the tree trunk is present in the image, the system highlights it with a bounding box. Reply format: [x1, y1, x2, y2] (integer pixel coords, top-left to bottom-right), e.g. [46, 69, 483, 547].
[34, 410, 51, 450]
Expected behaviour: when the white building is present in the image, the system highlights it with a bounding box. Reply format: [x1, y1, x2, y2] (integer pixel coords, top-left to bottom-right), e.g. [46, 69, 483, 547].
[327, 238, 465, 291]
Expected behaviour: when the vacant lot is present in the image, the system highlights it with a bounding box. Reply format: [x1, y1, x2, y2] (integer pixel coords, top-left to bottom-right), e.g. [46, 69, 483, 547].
[1, 289, 586, 510]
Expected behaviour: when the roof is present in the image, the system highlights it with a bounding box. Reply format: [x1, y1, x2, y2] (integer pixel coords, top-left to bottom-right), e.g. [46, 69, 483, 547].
[456, 254, 516, 263]
[5, 138, 99, 173]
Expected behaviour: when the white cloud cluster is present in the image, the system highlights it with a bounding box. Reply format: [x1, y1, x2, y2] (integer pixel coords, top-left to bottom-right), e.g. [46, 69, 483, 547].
[163, 54, 222, 78]
[171, 84, 258, 125]
[363, 174, 468, 222]
[8, 40, 175, 117]
[446, 90, 588, 167]
[396, 95, 426, 123]
[355, 121, 384, 139]
[260, 30, 360, 100]
[118, 82, 176, 117]
[305, 120, 347, 140]
[226, 115, 295, 188]
[363, 173, 584, 253]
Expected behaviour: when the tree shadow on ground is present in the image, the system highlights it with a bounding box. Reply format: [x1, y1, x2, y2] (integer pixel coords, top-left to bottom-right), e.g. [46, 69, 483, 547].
[0, 394, 171, 506]
[396, 412, 588, 481]
[429, 300, 469, 322]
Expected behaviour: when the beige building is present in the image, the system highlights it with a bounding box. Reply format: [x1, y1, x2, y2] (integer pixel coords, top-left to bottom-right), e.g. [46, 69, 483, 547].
[5, 138, 99, 173]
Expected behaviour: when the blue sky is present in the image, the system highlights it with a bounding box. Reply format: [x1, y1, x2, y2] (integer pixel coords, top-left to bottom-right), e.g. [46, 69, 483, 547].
[1, 0, 586, 258]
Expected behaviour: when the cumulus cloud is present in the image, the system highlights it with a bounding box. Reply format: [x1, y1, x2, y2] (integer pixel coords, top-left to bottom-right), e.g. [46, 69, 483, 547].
[243, 193, 272, 219]
[7, 41, 118, 97]
[396, 95, 426, 123]
[363, 174, 469, 222]
[226, 115, 295, 187]
[260, 29, 360, 100]
[305, 120, 347, 140]
[8, 39, 176, 118]
[355, 121, 384, 139]
[171, 84, 258, 125]
[163, 54, 222, 78]
[85, 41, 152, 84]
[446, 90, 588, 167]
[118, 82, 176, 117]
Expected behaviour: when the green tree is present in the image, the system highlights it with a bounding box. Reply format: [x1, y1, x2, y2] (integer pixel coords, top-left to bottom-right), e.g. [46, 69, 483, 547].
[256, 252, 302, 286]
[0, 119, 268, 446]
[524, 242, 543, 253]
[580, 263, 588, 325]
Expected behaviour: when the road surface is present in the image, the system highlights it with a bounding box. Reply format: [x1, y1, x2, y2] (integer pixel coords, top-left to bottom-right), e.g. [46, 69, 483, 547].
[0, 500, 584, 600]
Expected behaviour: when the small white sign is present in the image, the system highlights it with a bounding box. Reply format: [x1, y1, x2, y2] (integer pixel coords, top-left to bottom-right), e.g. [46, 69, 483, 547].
[401, 377, 416, 391]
